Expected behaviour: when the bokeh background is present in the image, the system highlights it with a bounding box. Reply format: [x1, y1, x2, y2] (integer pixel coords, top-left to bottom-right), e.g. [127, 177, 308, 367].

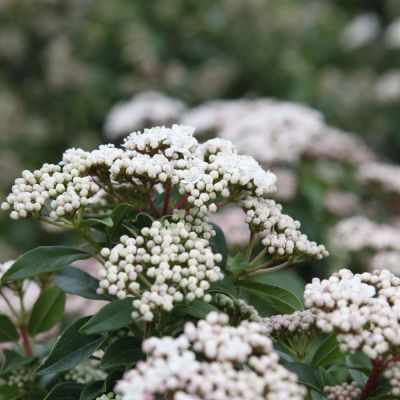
[2, 0, 400, 286]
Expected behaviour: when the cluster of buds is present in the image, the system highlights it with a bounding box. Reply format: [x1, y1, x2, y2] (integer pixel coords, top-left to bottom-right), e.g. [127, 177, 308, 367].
[64, 357, 106, 384]
[96, 393, 122, 400]
[97, 211, 223, 321]
[262, 310, 316, 338]
[116, 312, 305, 400]
[304, 268, 400, 359]
[324, 381, 362, 400]
[211, 293, 261, 324]
[384, 359, 400, 396]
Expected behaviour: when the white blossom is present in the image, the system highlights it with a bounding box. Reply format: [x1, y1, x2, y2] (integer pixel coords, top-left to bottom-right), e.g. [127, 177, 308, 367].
[116, 312, 305, 400]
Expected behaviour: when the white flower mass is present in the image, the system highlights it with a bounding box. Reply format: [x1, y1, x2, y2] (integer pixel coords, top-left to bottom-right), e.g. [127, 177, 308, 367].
[116, 312, 306, 400]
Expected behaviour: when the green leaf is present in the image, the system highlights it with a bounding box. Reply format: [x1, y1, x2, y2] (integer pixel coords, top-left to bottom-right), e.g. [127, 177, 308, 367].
[209, 276, 237, 297]
[28, 286, 65, 335]
[82, 217, 114, 228]
[311, 334, 345, 367]
[80, 381, 104, 400]
[0, 315, 19, 343]
[286, 363, 324, 394]
[0, 349, 34, 374]
[37, 317, 105, 375]
[101, 337, 143, 369]
[236, 280, 303, 314]
[1, 246, 91, 283]
[346, 354, 369, 386]
[55, 266, 109, 300]
[80, 298, 133, 335]
[44, 382, 84, 400]
[0, 385, 21, 400]
[173, 300, 219, 319]
[210, 223, 228, 268]
[106, 204, 135, 240]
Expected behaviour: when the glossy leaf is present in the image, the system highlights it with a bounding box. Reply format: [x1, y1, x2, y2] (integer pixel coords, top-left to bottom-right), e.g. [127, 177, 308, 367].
[55, 266, 109, 300]
[236, 280, 303, 313]
[101, 337, 143, 369]
[0, 349, 34, 374]
[311, 334, 345, 367]
[286, 363, 324, 394]
[37, 317, 105, 375]
[44, 382, 84, 400]
[1, 246, 91, 283]
[79, 381, 104, 400]
[80, 298, 133, 335]
[0, 315, 19, 343]
[28, 286, 65, 335]
[210, 223, 228, 268]
[0, 385, 21, 400]
[173, 300, 219, 319]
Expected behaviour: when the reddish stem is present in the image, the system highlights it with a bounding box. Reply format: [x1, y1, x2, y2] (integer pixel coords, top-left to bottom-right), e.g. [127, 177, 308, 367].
[360, 360, 383, 400]
[175, 194, 189, 210]
[162, 179, 172, 216]
[19, 325, 33, 357]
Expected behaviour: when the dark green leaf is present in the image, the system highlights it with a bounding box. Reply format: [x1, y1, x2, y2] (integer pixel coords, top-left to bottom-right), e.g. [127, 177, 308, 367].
[37, 317, 105, 375]
[101, 337, 143, 369]
[80, 299, 133, 335]
[0, 385, 21, 400]
[0, 349, 34, 374]
[236, 280, 303, 314]
[0, 315, 19, 343]
[1, 246, 91, 283]
[44, 382, 84, 400]
[311, 334, 345, 367]
[209, 276, 237, 297]
[82, 217, 114, 228]
[174, 300, 219, 319]
[106, 204, 136, 240]
[80, 381, 104, 400]
[286, 363, 324, 394]
[55, 266, 109, 300]
[346, 354, 369, 386]
[210, 223, 228, 268]
[319, 367, 336, 387]
[28, 286, 65, 335]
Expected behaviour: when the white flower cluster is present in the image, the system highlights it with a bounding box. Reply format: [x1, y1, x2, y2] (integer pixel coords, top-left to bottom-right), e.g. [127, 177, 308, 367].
[64, 357, 106, 384]
[324, 190, 360, 216]
[5, 367, 34, 390]
[384, 359, 400, 396]
[104, 91, 185, 140]
[324, 381, 362, 400]
[262, 310, 316, 338]
[2, 124, 279, 221]
[116, 312, 305, 400]
[181, 98, 324, 165]
[96, 393, 122, 400]
[304, 268, 400, 358]
[358, 161, 400, 195]
[0, 162, 101, 220]
[305, 127, 374, 166]
[370, 251, 400, 275]
[333, 216, 400, 252]
[97, 211, 223, 321]
[241, 196, 328, 260]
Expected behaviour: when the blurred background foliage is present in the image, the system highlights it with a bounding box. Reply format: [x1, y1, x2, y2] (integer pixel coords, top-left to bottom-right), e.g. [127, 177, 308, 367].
[1, 0, 400, 269]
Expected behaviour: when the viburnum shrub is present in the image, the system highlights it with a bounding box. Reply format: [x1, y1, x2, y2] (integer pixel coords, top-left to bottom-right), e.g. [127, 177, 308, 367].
[0, 125, 398, 399]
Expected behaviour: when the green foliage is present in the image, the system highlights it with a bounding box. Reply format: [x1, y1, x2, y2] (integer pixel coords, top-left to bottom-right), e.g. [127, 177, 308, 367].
[0, 315, 19, 343]
[55, 266, 109, 300]
[236, 280, 304, 314]
[1, 246, 91, 283]
[37, 317, 105, 375]
[80, 299, 134, 335]
[28, 287, 65, 335]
